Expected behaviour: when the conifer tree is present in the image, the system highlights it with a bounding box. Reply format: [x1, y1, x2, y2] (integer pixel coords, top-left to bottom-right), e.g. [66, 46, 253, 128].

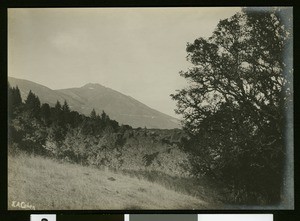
[62, 100, 70, 113]
[90, 108, 97, 119]
[55, 101, 62, 111]
[25, 90, 41, 117]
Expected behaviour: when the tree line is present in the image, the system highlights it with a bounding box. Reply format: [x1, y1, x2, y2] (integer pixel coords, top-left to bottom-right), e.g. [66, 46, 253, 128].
[8, 83, 130, 157]
[8, 84, 185, 174]
[8, 84, 121, 131]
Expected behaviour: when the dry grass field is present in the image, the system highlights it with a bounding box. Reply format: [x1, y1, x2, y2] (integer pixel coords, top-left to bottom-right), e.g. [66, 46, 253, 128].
[8, 153, 210, 210]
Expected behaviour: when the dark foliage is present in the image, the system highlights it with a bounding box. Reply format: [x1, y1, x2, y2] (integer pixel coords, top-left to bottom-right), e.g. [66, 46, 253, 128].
[8, 86, 187, 177]
[171, 8, 292, 204]
[7, 85, 126, 158]
[25, 90, 41, 118]
[8, 85, 22, 119]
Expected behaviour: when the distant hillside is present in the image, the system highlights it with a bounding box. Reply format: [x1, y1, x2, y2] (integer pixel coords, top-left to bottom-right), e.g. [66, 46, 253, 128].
[8, 77, 67, 106]
[8, 77, 180, 129]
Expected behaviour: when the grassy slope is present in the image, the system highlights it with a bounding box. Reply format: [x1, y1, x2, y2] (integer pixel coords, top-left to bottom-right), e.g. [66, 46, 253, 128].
[8, 154, 208, 210]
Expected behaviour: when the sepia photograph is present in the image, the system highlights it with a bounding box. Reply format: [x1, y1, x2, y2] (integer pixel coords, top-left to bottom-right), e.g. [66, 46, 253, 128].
[7, 7, 293, 210]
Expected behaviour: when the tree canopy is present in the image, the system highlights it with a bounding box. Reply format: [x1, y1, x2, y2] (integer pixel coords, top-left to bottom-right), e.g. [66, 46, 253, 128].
[172, 8, 292, 134]
[171, 8, 292, 204]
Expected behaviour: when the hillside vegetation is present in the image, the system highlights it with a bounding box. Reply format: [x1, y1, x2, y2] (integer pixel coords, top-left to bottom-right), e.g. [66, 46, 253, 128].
[8, 91, 191, 177]
[8, 84, 224, 209]
[8, 153, 208, 210]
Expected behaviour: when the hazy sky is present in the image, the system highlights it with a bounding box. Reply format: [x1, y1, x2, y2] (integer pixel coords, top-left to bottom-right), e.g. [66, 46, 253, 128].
[8, 7, 240, 118]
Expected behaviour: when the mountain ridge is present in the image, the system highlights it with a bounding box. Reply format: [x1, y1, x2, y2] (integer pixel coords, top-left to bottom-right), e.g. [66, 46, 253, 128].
[8, 76, 180, 129]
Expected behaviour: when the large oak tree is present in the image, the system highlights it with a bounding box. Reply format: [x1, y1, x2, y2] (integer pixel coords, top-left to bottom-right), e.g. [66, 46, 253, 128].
[171, 8, 292, 204]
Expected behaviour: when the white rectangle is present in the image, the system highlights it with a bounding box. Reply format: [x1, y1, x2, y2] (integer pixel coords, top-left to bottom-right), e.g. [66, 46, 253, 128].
[30, 214, 56, 221]
[124, 214, 130, 221]
[198, 214, 273, 221]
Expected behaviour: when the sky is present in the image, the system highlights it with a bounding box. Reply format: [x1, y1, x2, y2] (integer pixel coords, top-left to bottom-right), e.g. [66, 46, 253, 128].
[8, 7, 241, 118]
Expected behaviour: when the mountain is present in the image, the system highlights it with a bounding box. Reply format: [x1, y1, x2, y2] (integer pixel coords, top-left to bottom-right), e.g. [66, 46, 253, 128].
[8, 77, 180, 129]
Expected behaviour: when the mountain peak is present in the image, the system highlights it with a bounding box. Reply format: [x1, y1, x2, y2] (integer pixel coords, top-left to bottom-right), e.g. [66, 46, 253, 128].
[8, 77, 180, 129]
[82, 83, 104, 89]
